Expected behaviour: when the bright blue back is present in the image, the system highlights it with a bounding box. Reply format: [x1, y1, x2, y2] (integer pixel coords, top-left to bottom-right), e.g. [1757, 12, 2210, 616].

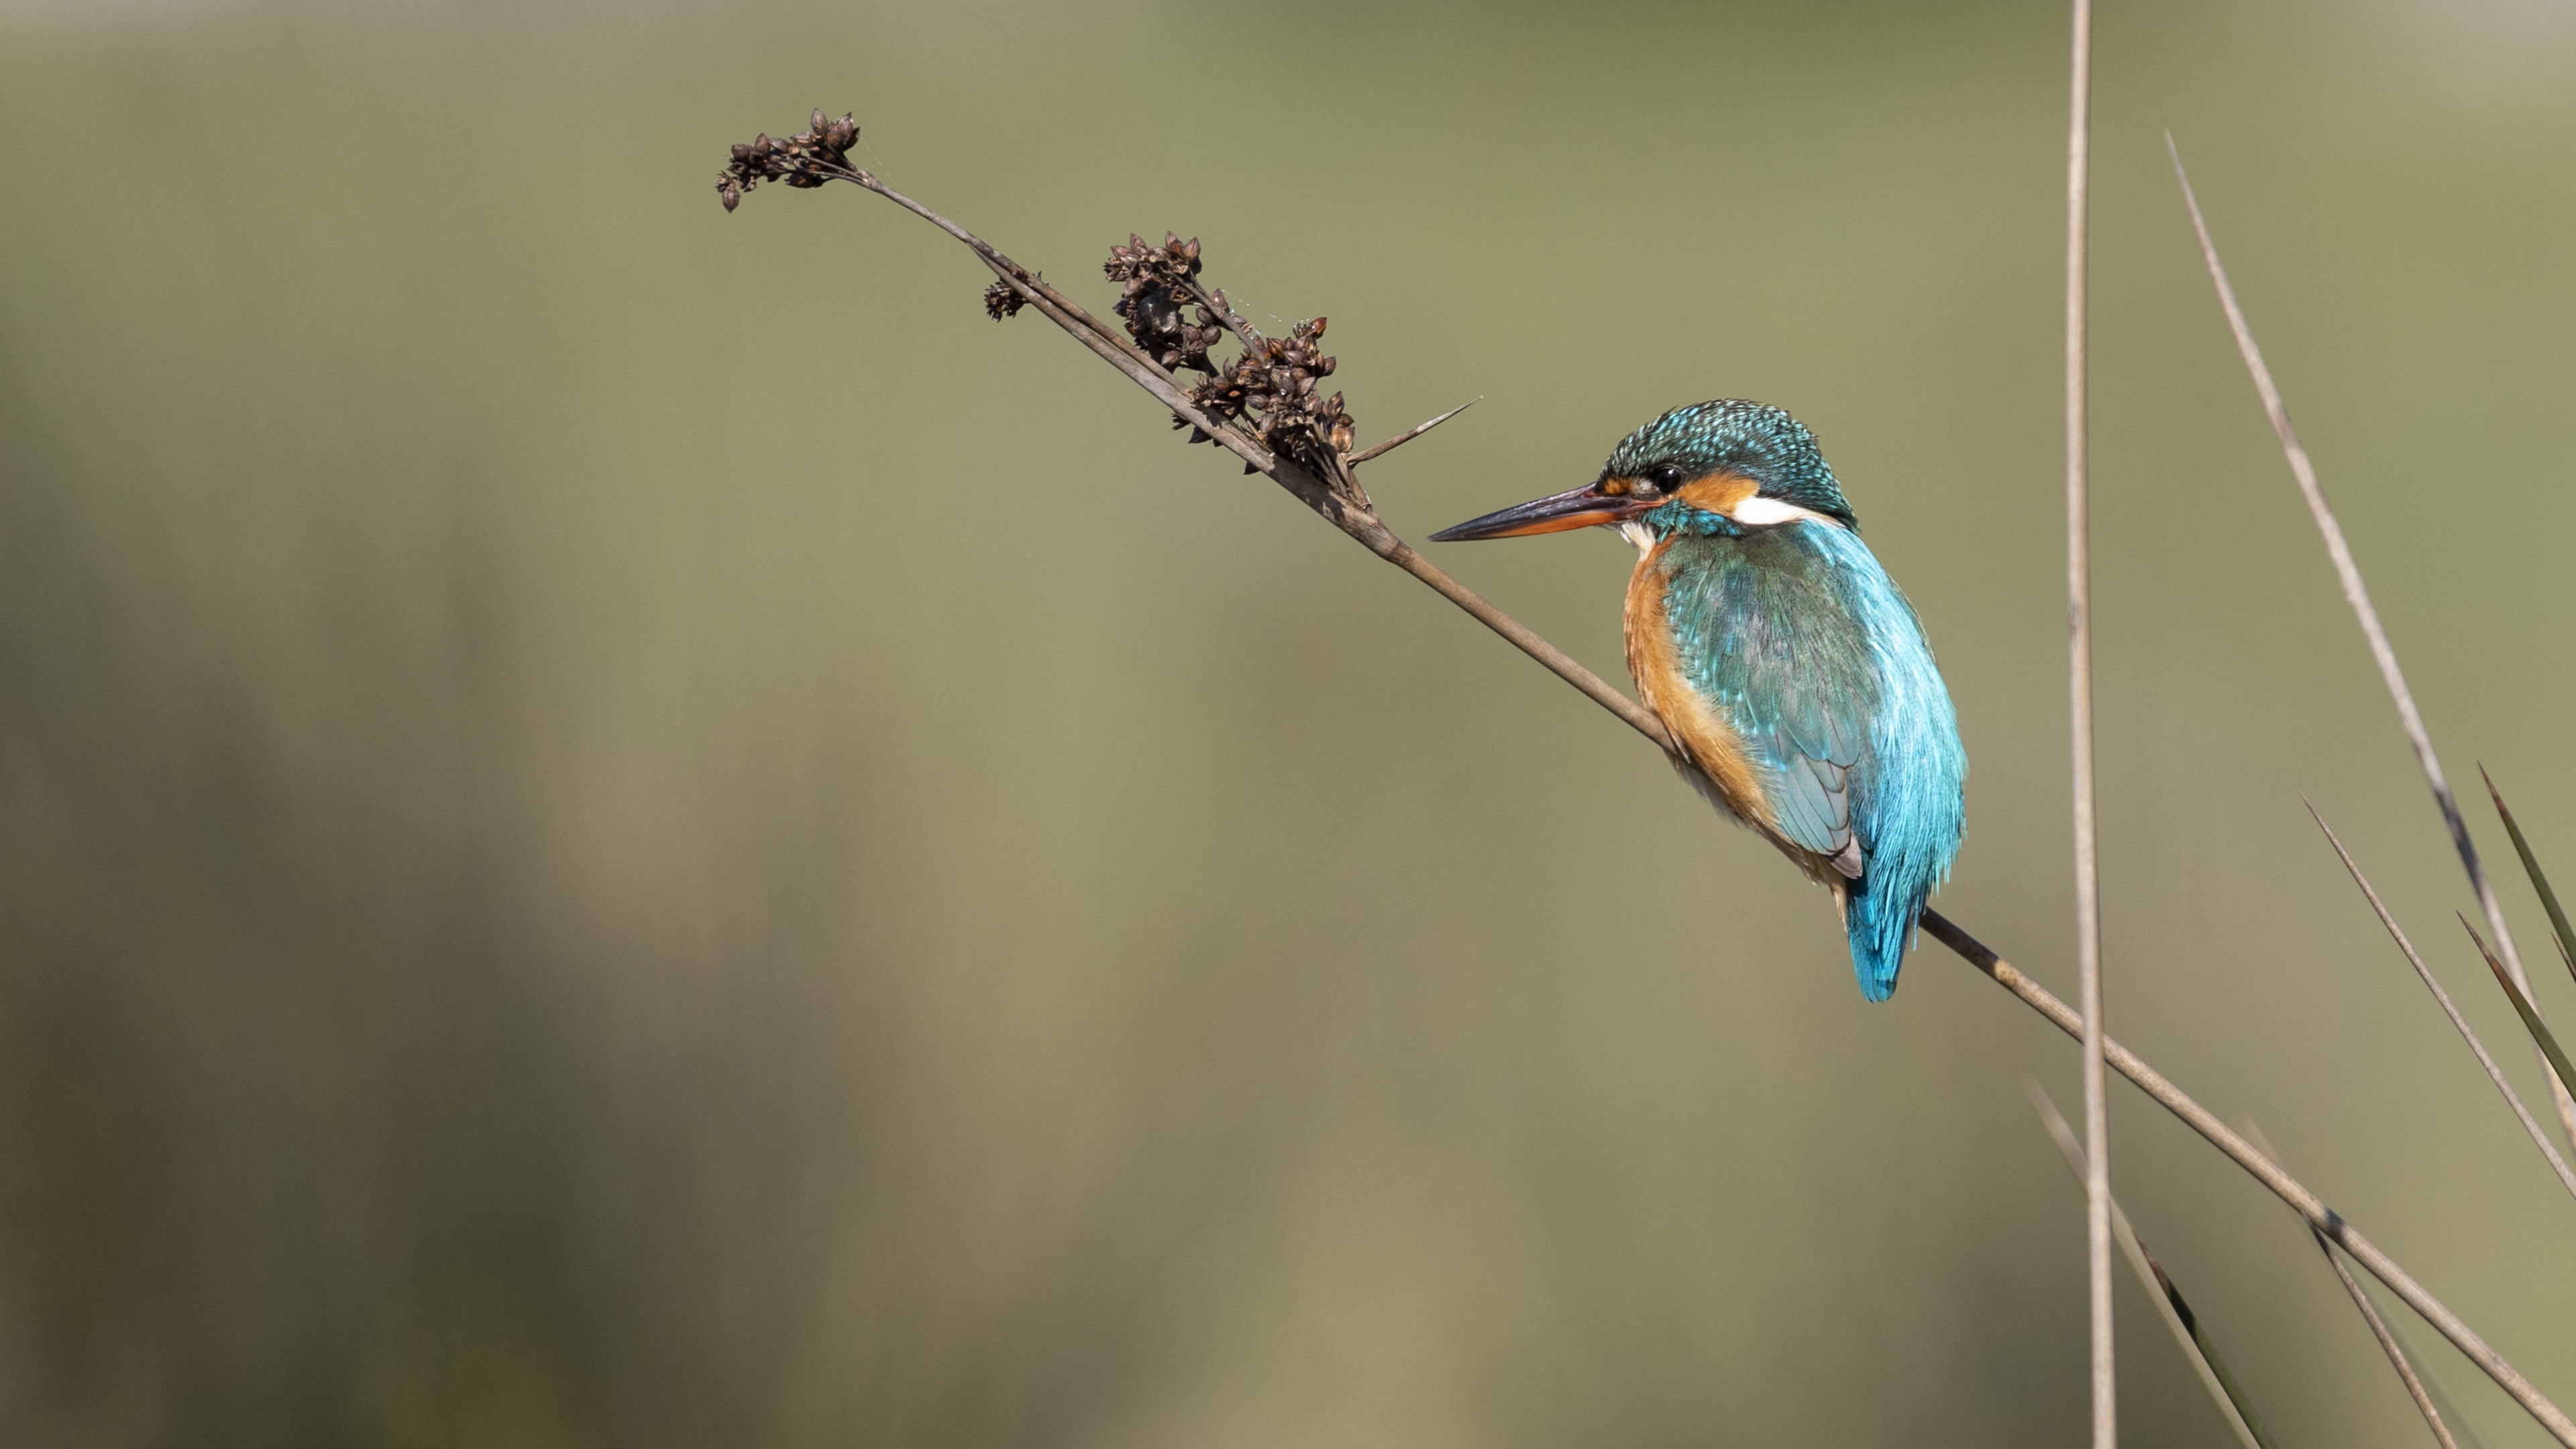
[1657, 521, 1965, 999]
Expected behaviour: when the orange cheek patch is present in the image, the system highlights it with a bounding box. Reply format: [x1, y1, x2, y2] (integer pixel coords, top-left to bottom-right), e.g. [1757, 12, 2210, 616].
[1676, 473, 1758, 517]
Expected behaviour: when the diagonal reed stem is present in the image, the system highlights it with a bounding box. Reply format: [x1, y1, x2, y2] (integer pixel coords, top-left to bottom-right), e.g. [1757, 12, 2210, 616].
[732, 139, 2576, 1448]
[2243, 1122, 2462, 1449]
[2029, 1082, 2273, 1449]
[2371, 1281, 2503, 1449]
[2321, 1223, 2463, 1449]
[2308, 806, 2576, 1203]
[2063, 4, 2114, 1443]
[1921, 911, 2576, 1444]
[2164, 136, 2576, 1152]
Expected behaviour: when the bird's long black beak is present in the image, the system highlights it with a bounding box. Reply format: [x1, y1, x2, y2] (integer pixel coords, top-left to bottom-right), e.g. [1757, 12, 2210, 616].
[1429, 484, 1634, 541]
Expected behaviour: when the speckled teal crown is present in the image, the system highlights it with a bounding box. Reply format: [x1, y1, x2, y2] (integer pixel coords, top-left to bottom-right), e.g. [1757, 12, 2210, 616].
[1603, 399, 1857, 529]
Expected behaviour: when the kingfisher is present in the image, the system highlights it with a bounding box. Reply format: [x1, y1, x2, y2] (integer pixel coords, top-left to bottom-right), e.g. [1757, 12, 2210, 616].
[1432, 400, 1966, 1000]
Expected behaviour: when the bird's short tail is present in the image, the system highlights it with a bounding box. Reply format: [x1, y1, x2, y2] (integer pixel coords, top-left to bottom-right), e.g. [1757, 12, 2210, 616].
[1844, 866, 1933, 1002]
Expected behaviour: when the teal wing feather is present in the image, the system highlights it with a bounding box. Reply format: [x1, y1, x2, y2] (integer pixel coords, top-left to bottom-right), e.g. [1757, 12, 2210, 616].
[1658, 529, 1882, 867]
[1656, 523, 1968, 1002]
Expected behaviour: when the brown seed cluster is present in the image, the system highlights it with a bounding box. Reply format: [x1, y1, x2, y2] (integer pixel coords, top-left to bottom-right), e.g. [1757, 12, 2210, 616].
[714, 110, 1365, 489]
[983, 278, 1031, 321]
[1184, 317, 1354, 464]
[717, 110, 861, 211]
[1102, 235, 1358, 477]
[1104, 233, 1232, 374]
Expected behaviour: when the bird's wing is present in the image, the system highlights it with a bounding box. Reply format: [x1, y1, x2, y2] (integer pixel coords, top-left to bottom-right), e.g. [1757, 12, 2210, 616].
[1661, 531, 1879, 871]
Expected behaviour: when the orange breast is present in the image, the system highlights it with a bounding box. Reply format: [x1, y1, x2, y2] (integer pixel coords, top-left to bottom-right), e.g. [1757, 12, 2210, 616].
[1623, 539, 1776, 837]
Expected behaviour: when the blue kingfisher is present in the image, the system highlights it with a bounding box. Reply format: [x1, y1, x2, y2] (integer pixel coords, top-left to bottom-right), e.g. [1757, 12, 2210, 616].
[1433, 399, 1967, 1000]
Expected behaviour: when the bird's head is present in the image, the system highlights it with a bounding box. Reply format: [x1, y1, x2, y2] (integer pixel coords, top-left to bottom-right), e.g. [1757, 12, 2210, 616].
[1430, 399, 1856, 546]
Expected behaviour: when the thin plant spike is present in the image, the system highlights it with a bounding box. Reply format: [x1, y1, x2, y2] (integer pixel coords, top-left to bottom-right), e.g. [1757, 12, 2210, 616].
[2318, 1230, 2463, 1449]
[1348, 397, 1479, 465]
[2365, 1279, 2499, 1449]
[2308, 805, 2576, 1202]
[2462, 918, 2576, 1106]
[2482, 767, 2576, 984]
[2028, 1082, 2275, 1449]
[2065, 5, 2113, 1444]
[2243, 1122, 2461, 1449]
[2165, 135, 2576, 1150]
[1923, 910, 2576, 1446]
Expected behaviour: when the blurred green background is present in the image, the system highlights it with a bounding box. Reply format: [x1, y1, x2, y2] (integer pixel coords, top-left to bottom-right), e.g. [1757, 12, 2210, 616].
[2, 0, 2573, 1443]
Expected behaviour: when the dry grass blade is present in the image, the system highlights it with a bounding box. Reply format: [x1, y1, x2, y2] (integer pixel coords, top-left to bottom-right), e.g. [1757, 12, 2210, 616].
[2063, 5, 2113, 1442]
[2321, 1240, 2464, 1449]
[714, 112, 2576, 1448]
[2027, 1081, 2275, 1449]
[2242, 1122, 2461, 1449]
[1922, 910, 2576, 1445]
[2483, 768, 2576, 985]
[1349, 398, 1479, 465]
[2308, 805, 2576, 1201]
[2462, 918, 2576, 1107]
[2369, 1285, 2502, 1449]
[2163, 135, 2576, 1148]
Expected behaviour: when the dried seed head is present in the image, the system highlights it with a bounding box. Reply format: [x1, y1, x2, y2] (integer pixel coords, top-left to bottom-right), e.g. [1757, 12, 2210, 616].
[1181, 309, 1360, 475]
[717, 109, 863, 210]
[1106, 231, 1229, 375]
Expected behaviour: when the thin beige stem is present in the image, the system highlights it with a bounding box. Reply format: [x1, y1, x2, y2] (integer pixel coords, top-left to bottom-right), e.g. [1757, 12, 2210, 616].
[2243, 1123, 2462, 1449]
[2370, 1283, 2504, 1449]
[2029, 1083, 2267, 1449]
[2163, 136, 2576, 1151]
[2065, 3, 2112, 1442]
[762, 148, 2576, 1447]
[1924, 911, 2575, 1445]
[2324, 1232, 2463, 1448]
[1351, 398, 1480, 465]
[2309, 806, 2576, 1202]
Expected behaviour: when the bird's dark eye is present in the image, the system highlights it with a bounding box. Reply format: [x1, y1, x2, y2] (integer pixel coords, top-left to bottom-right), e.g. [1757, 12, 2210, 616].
[1645, 465, 1686, 492]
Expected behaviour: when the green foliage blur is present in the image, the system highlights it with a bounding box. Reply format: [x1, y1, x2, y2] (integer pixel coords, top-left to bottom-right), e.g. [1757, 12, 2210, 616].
[2, 0, 2573, 1443]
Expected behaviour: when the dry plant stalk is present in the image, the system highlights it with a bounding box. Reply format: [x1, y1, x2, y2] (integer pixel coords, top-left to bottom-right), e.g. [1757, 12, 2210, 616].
[2166, 140, 2576, 1444]
[2165, 137, 2576, 1152]
[2059, 2, 2114, 1440]
[2241, 1122, 2463, 1449]
[718, 121, 1622, 738]
[2319, 1230, 2463, 1449]
[716, 108, 2576, 1447]
[1917, 913, 2571, 1442]
[2309, 806, 2576, 1202]
[2027, 1082, 2272, 1449]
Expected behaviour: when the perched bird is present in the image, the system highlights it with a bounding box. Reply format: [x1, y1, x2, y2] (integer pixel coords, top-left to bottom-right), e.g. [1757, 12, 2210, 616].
[1432, 400, 1966, 1000]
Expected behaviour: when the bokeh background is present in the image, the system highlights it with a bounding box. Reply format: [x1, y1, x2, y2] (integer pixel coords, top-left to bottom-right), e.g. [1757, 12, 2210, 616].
[3, 0, 2573, 1443]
